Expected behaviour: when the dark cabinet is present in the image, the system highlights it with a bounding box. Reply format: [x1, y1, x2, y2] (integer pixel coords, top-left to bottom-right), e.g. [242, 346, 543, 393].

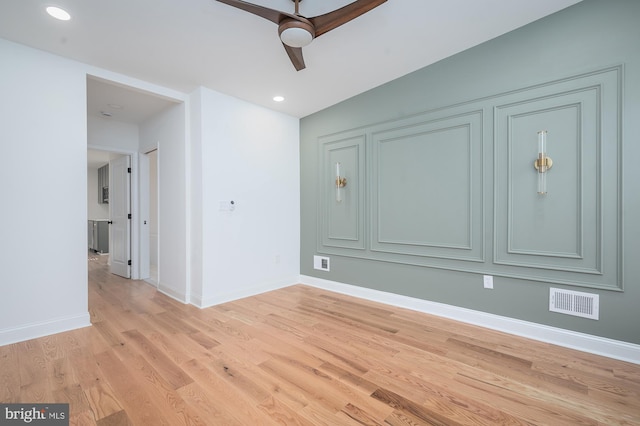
[98, 164, 109, 204]
[88, 220, 109, 254]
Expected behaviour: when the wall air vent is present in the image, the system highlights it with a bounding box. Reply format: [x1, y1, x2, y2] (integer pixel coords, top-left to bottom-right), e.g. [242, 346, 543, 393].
[549, 288, 599, 320]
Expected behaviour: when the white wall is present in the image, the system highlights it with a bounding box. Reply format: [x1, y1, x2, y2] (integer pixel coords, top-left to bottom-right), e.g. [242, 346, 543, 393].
[190, 87, 300, 307]
[87, 115, 139, 152]
[0, 39, 90, 344]
[0, 37, 300, 345]
[139, 103, 188, 302]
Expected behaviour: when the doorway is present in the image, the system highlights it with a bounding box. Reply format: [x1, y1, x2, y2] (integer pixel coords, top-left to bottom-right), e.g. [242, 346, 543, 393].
[87, 149, 132, 278]
[86, 74, 179, 287]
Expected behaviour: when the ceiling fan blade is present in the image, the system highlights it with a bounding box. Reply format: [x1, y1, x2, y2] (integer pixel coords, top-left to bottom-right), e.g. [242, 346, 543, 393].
[215, 0, 298, 25]
[309, 0, 387, 37]
[282, 43, 306, 71]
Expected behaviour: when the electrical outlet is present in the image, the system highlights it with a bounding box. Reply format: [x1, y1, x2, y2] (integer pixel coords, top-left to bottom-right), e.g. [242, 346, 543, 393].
[483, 275, 494, 289]
[313, 255, 330, 271]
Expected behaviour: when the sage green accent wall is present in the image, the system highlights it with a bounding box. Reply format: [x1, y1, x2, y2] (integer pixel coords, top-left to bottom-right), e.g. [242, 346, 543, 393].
[300, 0, 640, 344]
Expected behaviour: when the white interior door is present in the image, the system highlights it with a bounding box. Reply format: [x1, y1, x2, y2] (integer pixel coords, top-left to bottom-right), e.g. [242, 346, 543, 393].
[109, 155, 131, 278]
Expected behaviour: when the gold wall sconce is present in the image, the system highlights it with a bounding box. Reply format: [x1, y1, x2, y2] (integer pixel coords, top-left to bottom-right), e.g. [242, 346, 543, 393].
[534, 130, 553, 194]
[335, 162, 347, 202]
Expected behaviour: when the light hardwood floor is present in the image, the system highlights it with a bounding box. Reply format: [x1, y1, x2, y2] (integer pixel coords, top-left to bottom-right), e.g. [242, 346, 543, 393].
[1, 255, 639, 425]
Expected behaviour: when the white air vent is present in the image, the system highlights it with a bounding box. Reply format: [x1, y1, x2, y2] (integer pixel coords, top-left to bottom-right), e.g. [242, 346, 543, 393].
[313, 255, 330, 271]
[549, 288, 599, 320]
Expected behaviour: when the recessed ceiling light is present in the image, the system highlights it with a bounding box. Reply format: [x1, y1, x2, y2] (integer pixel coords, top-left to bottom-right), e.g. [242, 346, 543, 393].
[273, 96, 285, 102]
[46, 6, 71, 21]
[99, 111, 112, 118]
[107, 103, 123, 109]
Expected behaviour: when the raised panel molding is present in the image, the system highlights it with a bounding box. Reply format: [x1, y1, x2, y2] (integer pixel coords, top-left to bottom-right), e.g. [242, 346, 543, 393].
[318, 133, 366, 251]
[496, 94, 596, 269]
[370, 110, 484, 262]
[316, 66, 622, 291]
[506, 103, 585, 260]
[494, 66, 621, 290]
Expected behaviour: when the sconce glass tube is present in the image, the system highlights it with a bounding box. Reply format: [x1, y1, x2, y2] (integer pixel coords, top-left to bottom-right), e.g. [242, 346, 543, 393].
[535, 130, 552, 195]
[335, 162, 346, 202]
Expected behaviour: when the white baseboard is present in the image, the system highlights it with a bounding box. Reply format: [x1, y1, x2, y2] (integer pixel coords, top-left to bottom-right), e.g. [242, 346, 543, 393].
[144, 278, 158, 287]
[158, 284, 188, 304]
[300, 275, 640, 365]
[0, 313, 91, 347]
[193, 276, 299, 309]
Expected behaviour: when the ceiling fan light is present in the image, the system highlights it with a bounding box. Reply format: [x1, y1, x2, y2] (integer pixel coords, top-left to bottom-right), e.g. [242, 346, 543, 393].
[278, 20, 314, 48]
[280, 27, 313, 48]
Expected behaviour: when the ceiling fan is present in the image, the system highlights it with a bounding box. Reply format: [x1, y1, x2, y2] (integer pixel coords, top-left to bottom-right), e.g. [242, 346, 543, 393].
[215, 0, 387, 71]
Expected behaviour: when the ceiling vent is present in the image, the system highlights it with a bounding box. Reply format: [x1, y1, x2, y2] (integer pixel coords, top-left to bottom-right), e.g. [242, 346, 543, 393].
[549, 288, 599, 320]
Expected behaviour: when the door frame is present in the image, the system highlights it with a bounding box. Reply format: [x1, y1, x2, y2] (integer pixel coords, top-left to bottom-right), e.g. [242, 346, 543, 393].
[88, 145, 149, 280]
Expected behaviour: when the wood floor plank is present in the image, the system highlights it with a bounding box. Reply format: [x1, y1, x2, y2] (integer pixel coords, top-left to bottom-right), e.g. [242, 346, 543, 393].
[181, 357, 281, 426]
[54, 383, 91, 416]
[257, 395, 316, 426]
[95, 409, 133, 426]
[120, 329, 193, 390]
[453, 371, 601, 426]
[176, 382, 246, 426]
[94, 349, 174, 426]
[47, 357, 74, 391]
[70, 409, 99, 426]
[372, 387, 458, 426]
[143, 330, 215, 366]
[16, 339, 48, 387]
[83, 381, 123, 421]
[200, 344, 312, 413]
[1, 254, 638, 425]
[0, 343, 20, 402]
[19, 381, 54, 404]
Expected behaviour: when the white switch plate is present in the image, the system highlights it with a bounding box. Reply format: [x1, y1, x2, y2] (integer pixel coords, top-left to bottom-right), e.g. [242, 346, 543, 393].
[483, 275, 494, 289]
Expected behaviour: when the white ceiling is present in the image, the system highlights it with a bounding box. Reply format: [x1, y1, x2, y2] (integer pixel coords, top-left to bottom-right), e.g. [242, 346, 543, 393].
[87, 150, 110, 170]
[0, 0, 583, 120]
[87, 77, 178, 124]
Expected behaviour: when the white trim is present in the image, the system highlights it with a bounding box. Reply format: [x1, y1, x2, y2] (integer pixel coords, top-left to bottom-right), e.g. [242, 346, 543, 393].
[0, 313, 91, 347]
[158, 284, 188, 304]
[300, 275, 640, 365]
[193, 277, 299, 309]
[144, 277, 158, 287]
[184, 98, 192, 305]
[85, 71, 186, 104]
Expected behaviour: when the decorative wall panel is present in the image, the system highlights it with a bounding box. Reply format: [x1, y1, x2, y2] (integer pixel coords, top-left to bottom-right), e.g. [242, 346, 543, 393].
[319, 132, 366, 250]
[316, 66, 622, 290]
[370, 110, 484, 261]
[494, 66, 622, 289]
